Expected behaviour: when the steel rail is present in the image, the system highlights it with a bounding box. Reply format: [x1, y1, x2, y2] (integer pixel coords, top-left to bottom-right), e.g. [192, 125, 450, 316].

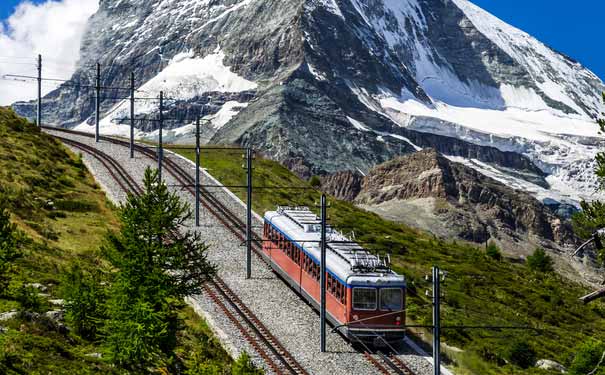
[45, 127, 308, 375]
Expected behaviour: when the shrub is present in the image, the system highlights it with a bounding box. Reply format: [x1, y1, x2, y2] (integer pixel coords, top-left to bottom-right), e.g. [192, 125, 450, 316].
[232, 352, 262, 375]
[309, 175, 321, 188]
[485, 241, 502, 261]
[0, 196, 21, 293]
[504, 339, 536, 369]
[527, 248, 554, 273]
[569, 339, 605, 375]
[15, 284, 43, 314]
[55, 199, 99, 212]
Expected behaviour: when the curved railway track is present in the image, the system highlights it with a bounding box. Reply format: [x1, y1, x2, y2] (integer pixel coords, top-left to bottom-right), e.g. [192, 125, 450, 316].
[45, 126, 418, 375]
[50, 130, 307, 375]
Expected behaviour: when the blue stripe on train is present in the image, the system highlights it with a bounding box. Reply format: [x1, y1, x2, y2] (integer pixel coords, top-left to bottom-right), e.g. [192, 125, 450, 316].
[264, 219, 405, 289]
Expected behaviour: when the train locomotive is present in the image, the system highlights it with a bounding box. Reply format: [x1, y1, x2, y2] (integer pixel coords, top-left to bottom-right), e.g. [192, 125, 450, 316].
[262, 206, 406, 345]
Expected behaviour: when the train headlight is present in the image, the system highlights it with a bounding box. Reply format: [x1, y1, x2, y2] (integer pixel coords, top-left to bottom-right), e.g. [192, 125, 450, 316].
[353, 315, 359, 321]
[395, 316, 401, 326]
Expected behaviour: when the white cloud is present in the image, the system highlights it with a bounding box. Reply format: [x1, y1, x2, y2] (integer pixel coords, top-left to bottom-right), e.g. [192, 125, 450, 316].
[0, 0, 98, 105]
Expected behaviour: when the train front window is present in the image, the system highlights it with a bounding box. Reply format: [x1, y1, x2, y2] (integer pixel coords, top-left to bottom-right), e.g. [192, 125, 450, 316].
[353, 288, 377, 310]
[380, 288, 403, 311]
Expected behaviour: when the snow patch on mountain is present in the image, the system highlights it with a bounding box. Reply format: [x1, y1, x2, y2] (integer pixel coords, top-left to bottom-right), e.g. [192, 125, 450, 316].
[379, 96, 600, 142]
[74, 47, 256, 136]
[138, 48, 257, 100]
[315, 0, 345, 19]
[204, 101, 249, 129]
[375, 91, 604, 203]
[347, 116, 370, 131]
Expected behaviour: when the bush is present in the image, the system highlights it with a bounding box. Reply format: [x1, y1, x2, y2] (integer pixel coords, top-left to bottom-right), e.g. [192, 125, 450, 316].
[54, 199, 99, 212]
[504, 339, 536, 369]
[15, 284, 43, 314]
[485, 241, 502, 261]
[0, 197, 21, 292]
[569, 339, 605, 375]
[232, 352, 262, 375]
[527, 248, 554, 273]
[309, 175, 321, 188]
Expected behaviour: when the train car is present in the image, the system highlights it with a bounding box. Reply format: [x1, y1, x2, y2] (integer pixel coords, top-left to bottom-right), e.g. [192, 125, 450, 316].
[262, 206, 406, 346]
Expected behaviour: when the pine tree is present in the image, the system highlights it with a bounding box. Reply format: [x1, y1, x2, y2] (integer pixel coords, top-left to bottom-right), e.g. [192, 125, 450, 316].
[61, 264, 106, 340]
[573, 92, 605, 264]
[526, 248, 554, 273]
[102, 168, 216, 369]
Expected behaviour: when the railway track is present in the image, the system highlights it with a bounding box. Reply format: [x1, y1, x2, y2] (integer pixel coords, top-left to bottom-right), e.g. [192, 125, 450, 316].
[47, 128, 308, 375]
[50, 127, 421, 375]
[363, 351, 416, 375]
[363, 351, 417, 375]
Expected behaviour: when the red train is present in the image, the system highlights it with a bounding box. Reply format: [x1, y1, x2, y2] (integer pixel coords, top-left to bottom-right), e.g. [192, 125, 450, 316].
[262, 206, 406, 345]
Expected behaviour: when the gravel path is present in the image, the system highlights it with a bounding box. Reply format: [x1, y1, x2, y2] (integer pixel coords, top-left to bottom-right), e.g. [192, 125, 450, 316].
[49, 130, 439, 375]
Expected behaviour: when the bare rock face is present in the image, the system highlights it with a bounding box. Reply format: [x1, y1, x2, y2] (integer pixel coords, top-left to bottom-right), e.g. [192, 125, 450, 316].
[320, 170, 363, 201]
[326, 149, 576, 249]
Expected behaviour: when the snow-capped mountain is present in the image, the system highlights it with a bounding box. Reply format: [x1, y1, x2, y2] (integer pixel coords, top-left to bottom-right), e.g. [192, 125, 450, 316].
[13, 0, 605, 207]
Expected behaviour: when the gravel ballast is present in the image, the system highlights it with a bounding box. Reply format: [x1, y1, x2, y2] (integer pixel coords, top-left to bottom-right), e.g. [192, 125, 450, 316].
[49, 130, 439, 375]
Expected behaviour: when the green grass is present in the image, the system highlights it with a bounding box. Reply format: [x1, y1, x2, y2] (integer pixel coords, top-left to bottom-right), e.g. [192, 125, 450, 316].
[0, 108, 237, 374]
[173, 146, 605, 375]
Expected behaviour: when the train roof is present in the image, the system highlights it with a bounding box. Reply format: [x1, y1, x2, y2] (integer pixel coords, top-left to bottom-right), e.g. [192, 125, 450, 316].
[264, 207, 405, 286]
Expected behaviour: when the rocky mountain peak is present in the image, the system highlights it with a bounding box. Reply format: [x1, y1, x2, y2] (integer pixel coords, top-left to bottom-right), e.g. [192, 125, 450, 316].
[13, 0, 605, 207]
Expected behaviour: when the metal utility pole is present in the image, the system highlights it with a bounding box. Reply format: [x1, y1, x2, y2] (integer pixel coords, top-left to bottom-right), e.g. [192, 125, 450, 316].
[195, 117, 201, 227]
[158, 91, 163, 182]
[95, 63, 101, 143]
[245, 147, 253, 279]
[129, 72, 135, 158]
[36, 54, 42, 128]
[432, 266, 441, 375]
[320, 194, 327, 353]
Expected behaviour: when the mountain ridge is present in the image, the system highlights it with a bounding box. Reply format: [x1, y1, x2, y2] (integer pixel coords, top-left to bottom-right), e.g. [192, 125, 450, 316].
[13, 0, 605, 205]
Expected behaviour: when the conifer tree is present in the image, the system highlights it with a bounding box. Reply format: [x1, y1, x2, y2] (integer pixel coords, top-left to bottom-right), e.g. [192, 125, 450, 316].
[102, 168, 216, 369]
[573, 93, 605, 264]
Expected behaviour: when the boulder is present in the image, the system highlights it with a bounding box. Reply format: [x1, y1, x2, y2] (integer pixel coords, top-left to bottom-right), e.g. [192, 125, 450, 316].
[536, 359, 566, 373]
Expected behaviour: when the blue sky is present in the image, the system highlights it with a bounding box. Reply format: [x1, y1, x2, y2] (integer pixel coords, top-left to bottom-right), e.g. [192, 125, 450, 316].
[0, 0, 30, 20]
[470, 0, 604, 80]
[0, 0, 603, 80]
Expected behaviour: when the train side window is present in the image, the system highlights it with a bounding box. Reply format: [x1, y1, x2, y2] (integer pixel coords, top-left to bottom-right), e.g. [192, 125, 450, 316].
[353, 288, 377, 311]
[380, 288, 403, 311]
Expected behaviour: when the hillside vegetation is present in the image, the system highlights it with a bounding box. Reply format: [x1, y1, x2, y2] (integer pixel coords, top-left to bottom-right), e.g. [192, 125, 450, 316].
[173, 147, 605, 375]
[0, 108, 240, 374]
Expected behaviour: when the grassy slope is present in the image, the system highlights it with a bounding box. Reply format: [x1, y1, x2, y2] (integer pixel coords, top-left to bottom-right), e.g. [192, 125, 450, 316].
[173, 147, 605, 374]
[0, 108, 233, 374]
